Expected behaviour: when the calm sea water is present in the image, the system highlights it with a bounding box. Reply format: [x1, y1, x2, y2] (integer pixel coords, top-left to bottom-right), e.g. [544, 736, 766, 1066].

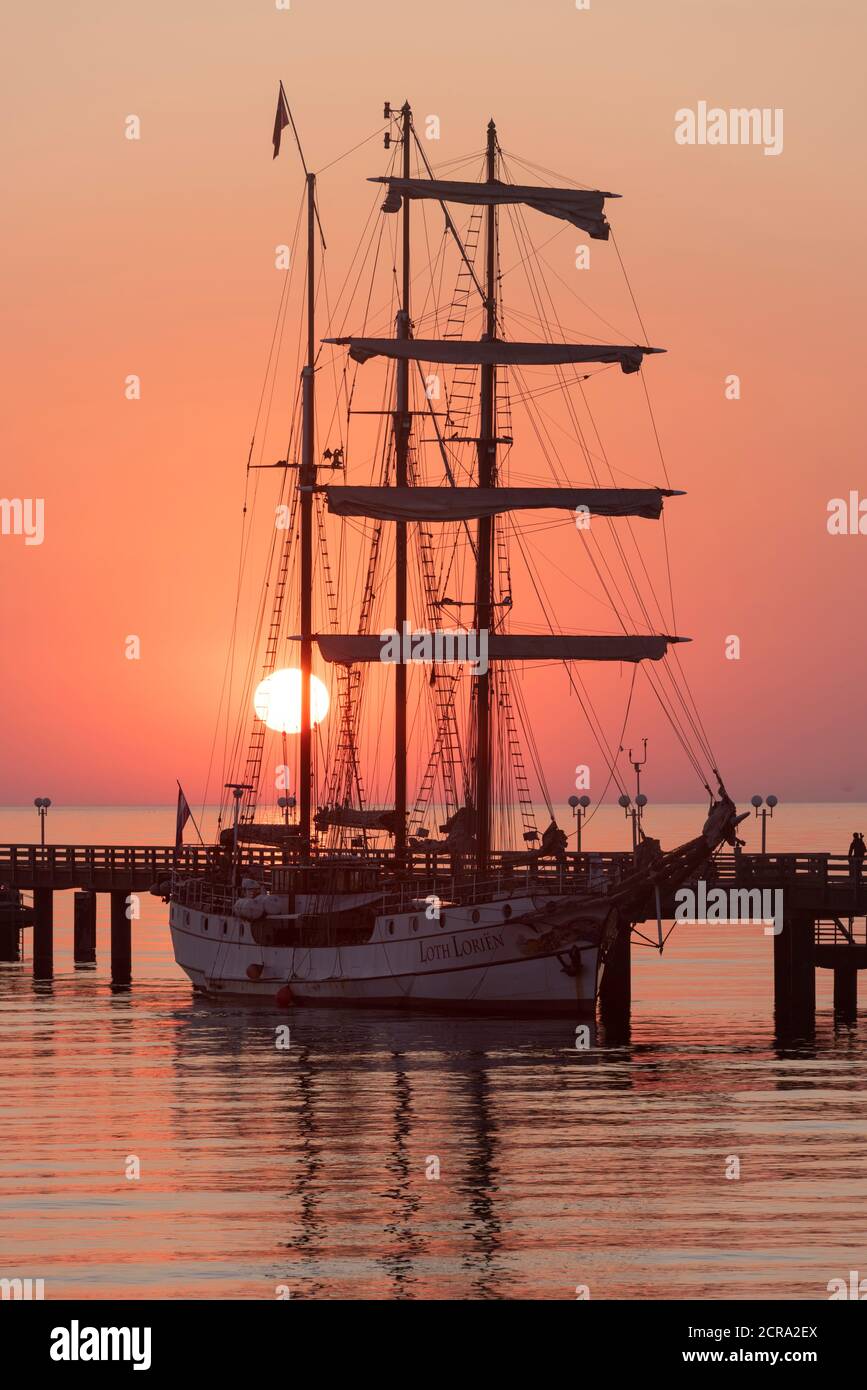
[1, 804, 866, 1301]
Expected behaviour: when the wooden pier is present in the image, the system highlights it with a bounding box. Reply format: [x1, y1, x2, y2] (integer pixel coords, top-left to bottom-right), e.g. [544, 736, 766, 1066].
[1, 844, 866, 1033]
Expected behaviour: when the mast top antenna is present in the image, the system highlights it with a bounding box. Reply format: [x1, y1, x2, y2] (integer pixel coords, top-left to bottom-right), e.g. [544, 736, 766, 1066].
[383, 101, 411, 147]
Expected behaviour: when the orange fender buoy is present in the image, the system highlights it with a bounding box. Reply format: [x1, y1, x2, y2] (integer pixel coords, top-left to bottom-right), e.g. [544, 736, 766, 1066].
[275, 985, 293, 1008]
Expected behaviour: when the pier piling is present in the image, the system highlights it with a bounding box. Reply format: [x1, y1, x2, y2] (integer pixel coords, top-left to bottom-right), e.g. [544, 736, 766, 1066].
[598, 919, 631, 1038]
[0, 922, 20, 962]
[110, 890, 132, 985]
[774, 911, 816, 1037]
[33, 887, 54, 978]
[790, 911, 816, 1027]
[833, 963, 858, 1020]
[73, 890, 97, 964]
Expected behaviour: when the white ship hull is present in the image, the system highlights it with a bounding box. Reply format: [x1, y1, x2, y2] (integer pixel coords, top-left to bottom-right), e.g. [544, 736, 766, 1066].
[169, 894, 606, 1015]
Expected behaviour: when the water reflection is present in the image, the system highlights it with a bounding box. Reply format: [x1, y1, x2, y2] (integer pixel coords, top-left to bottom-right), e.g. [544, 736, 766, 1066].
[2, 938, 867, 1299]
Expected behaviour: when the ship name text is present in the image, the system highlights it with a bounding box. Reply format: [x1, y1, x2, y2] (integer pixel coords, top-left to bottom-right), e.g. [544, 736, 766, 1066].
[419, 929, 505, 964]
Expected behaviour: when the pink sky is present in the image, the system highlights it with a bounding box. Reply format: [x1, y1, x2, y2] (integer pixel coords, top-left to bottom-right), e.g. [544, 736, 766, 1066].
[2, 1, 866, 806]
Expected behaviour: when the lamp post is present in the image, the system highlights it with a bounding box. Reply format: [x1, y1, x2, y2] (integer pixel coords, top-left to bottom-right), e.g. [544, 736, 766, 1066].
[628, 739, 648, 836]
[617, 738, 651, 849]
[750, 794, 778, 854]
[567, 794, 591, 853]
[277, 794, 297, 828]
[34, 797, 51, 849]
[618, 794, 636, 850]
[617, 792, 649, 851]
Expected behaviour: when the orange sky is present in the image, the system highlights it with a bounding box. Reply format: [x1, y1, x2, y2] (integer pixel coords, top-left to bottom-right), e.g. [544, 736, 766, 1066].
[2, 0, 866, 807]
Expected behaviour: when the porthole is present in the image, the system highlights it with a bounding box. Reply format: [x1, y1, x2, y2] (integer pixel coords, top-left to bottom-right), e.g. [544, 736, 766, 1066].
[240, 924, 245, 937]
[502, 904, 512, 920]
[439, 913, 447, 927]
[388, 920, 395, 935]
[203, 917, 209, 932]
[471, 909, 480, 924]
[222, 922, 227, 935]
[411, 917, 418, 931]
[185, 911, 190, 926]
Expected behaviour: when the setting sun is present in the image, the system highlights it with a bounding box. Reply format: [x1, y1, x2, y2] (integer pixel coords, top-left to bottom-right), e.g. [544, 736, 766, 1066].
[253, 668, 329, 734]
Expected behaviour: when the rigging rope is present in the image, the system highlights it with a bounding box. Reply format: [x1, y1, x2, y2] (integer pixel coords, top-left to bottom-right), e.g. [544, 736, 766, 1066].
[497, 148, 719, 792]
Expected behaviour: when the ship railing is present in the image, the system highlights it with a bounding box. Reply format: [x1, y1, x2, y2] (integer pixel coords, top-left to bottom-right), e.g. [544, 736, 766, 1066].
[171, 878, 235, 914]
[374, 857, 632, 913]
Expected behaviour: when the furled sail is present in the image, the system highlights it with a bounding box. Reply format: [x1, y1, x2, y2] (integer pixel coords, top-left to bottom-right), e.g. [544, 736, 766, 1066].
[371, 177, 619, 239]
[316, 634, 685, 664]
[219, 823, 301, 847]
[324, 337, 662, 374]
[325, 485, 681, 522]
[314, 806, 398, 833]
[488, 635, 685, 660]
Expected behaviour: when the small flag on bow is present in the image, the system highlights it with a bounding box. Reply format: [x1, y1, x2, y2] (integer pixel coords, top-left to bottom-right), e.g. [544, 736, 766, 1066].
[273, 81, 290, 159]
[175, 784, 192, 849]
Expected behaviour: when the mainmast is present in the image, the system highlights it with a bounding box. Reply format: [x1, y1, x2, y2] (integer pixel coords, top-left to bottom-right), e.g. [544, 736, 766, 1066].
[299, 170, 316, 858]
[393, 102, 412, 861]
[324, 126, 686, 861]
[474, 119, 498, 870]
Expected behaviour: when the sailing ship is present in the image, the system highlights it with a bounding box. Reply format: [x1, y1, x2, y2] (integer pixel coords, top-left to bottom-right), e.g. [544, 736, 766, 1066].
[166, 95, 744, 1013]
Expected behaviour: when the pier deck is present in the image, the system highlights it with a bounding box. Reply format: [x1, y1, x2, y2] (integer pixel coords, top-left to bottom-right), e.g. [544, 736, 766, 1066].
[0, 843, 865, 906]
[1, 844, 865, 1032]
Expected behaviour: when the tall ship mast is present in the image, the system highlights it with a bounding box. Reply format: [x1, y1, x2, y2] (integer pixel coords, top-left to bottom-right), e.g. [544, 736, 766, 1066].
[165, 93, 745, 1013]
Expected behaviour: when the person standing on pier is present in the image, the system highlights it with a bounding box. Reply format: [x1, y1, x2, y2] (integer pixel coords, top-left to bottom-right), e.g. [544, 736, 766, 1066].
[847, 832, 865, 885]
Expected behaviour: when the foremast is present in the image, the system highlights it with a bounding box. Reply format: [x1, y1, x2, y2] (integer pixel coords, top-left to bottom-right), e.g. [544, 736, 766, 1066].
[299, 170, 316, 859]
[235, 90, 322, 846]
[393, 103, 412, 861]
[474, 119, 498, 871]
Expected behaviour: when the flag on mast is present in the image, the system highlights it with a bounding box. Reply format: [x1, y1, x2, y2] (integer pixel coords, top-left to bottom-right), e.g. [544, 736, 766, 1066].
[175, 784, 192, 848]
[272, 81, 290, 158]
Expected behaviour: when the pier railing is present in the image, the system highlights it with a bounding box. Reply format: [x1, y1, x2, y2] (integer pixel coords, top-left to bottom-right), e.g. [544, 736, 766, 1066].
[1, 843, 865, 911]
[3, 845, 866, 1030]
[0, 843, 251, 889]
[815, 917, 867, 946]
